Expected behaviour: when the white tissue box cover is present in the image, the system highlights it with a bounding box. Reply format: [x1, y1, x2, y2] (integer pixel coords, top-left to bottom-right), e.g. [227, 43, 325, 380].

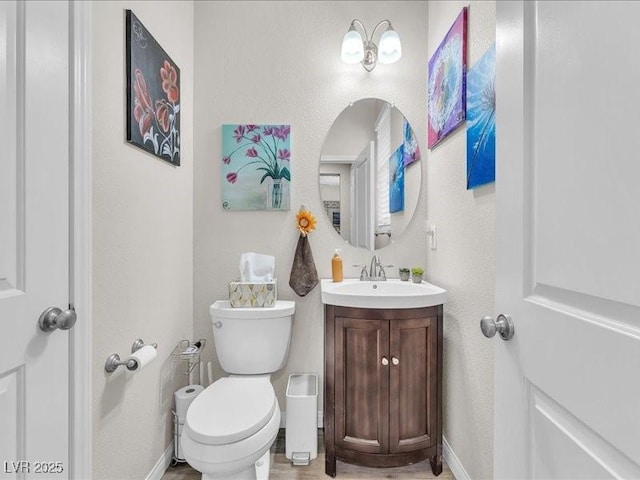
[228, 281, 277, 307]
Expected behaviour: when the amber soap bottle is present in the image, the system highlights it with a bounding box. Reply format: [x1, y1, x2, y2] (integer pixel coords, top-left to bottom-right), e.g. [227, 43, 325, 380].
[331, 249, 343, 282]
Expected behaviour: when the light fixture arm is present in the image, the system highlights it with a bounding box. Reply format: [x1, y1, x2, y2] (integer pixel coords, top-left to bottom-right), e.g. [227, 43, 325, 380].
[349, 19, 369, 42]
[349, 19, 393, 44]
[370, 19, 393, 42]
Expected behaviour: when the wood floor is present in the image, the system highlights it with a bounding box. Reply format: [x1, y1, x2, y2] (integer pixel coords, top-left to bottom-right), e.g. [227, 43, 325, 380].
[161, 430, 455, 480]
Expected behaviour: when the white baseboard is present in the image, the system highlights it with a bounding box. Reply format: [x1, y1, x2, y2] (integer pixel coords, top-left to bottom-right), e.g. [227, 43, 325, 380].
[279, 410, 324, 429]
[146, 441, 175, 480]
[443, 436, 471, 480]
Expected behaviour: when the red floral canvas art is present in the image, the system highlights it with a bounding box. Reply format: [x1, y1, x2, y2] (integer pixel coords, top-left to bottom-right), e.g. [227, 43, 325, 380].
[126, 10, 180, 165]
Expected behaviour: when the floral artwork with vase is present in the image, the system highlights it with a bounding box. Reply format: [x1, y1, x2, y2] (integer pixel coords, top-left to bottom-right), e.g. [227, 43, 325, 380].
[221, 124, 291, 211]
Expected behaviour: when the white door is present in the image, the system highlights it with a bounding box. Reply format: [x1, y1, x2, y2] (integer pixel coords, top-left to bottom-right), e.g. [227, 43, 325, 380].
[350, 142, 375, 250]
[493, 1, 640, 478]
[0, 2, 70, 478]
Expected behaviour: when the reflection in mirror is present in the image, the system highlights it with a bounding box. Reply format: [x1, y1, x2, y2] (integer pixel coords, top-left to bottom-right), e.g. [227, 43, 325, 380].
[319, 99, 422, 250]
[320, 174, 342, 234]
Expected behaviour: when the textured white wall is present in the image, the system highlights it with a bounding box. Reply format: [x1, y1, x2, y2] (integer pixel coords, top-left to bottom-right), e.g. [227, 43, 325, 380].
[194, 0, 429, 418]
[426, 2, 496, 479]
[91, 2, 194, 479]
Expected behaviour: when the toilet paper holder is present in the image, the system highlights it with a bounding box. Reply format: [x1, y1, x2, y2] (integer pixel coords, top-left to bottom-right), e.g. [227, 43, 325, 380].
[105, 338, 158, 373]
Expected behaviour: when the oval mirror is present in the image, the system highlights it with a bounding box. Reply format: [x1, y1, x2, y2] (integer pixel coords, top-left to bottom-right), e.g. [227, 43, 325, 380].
[319, 99, 422, 250]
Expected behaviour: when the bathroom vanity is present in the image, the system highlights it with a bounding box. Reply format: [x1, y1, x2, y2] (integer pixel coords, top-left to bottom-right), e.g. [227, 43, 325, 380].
[318, 97, 444, 476]
[323, 303, 443, 477]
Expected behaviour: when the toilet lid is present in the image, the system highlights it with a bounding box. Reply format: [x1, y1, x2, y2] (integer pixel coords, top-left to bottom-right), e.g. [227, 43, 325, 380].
[184, 377, 276, 446]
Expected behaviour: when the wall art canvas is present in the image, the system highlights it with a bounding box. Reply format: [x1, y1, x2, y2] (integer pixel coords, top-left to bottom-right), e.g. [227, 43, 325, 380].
[466, 44, 496, 189]
[126, 10, 180, 165]
[427, 7, 467, 149]
[402, 119, 421, 166]
[389, 145, 405, 214]
[221, 124, 291, 211]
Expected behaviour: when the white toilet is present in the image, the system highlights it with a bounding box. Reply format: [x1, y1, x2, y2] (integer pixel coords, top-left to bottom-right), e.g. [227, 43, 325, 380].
[181, 300, 295, 480]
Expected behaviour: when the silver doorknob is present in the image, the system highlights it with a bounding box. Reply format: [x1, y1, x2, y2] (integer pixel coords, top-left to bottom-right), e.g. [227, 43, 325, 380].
[480, 314, 514, 341]
[39, 305, 77, 332]
[381, 357, 389, 366]
[391, 357, 399, 365]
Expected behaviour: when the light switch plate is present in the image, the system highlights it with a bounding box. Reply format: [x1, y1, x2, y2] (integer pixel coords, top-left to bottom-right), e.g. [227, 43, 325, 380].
[426, 224, 437, 250]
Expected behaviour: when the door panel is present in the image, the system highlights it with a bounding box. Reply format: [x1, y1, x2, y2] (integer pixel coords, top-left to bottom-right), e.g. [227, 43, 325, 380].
[533, 2, 639, 308]
[496, 1, 640, 477]
[350, 142, 374, 250]
[335, 316, 389, 454]
[531, 387, 640, 479]
[0, 1, 22, 297]
[0, 369, 22, 469]
[389, 316, 436, 453]
[0, 2, 69, 477]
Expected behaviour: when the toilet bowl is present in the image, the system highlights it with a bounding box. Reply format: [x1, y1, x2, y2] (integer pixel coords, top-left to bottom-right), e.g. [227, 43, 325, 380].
[181, 376, 280, 480]
[181, 300, 295, 480]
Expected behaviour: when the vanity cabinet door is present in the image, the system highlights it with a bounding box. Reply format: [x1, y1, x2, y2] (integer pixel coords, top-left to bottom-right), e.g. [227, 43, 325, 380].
[389, 315, 438, 454]
[334, 315, 389, 454]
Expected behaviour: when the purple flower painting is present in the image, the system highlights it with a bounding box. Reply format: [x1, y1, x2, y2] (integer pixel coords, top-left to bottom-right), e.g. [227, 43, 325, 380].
[221, 124, 291, 211]
[428, 7, 467, 149]
[126, 10, 180, 165]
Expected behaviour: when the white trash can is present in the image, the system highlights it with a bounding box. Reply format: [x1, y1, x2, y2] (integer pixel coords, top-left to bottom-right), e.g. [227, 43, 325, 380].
[285, 373, 318, 465]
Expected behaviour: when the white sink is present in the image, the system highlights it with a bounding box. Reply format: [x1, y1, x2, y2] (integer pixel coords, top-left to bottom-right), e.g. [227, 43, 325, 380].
[320, 278, 447, 309]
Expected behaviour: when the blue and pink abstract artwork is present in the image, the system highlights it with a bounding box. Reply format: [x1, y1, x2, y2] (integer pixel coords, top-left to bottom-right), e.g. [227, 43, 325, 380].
[428, 7, 467, 149]
[466, 44, 495, 189]
[389, 145, 405, 214]
[402, 119, 421, 167]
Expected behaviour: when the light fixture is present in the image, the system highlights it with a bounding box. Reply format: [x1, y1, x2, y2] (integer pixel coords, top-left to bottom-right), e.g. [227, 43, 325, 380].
[341, 19, 402, 72]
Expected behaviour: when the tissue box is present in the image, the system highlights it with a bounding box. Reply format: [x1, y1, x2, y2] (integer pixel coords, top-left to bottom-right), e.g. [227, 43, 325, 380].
[228, 281, 277, 308]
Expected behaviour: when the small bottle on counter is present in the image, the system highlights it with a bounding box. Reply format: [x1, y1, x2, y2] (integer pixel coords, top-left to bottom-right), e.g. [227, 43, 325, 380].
[332, 249, 343, 282]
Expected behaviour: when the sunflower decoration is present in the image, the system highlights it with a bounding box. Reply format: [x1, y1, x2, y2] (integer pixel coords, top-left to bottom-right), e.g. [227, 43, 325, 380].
[296, 207, 317, 236]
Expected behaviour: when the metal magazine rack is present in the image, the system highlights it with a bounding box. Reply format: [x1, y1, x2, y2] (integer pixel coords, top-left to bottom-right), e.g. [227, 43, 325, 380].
[170, 338, 206, 465]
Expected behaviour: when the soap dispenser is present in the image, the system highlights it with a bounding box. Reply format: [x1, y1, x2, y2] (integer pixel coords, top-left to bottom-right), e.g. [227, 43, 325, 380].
[332, 249, 343, 282]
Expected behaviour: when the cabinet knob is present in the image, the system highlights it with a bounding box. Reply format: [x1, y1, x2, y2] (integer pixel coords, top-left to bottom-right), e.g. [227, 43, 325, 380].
[381, 357, 389, 366]
[391, 356, 399, 366]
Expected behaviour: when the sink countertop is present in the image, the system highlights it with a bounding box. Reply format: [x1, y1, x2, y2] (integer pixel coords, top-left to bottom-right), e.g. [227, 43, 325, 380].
[320, 278, 447, 309]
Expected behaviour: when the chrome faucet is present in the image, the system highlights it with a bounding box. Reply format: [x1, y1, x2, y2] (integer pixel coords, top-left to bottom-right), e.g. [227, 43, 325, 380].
[369, 255, 382, 280]
[356, 264, 368, 281]
[355, 255, 392, 281]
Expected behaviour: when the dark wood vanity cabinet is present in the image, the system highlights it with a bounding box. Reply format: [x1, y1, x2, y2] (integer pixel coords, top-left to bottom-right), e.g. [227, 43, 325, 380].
[324, 304, 443, 477]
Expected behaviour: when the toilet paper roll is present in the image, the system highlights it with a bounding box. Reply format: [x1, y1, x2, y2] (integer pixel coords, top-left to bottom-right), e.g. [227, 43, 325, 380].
[125, 345, 157, 371]
[175, 384, 204, 423]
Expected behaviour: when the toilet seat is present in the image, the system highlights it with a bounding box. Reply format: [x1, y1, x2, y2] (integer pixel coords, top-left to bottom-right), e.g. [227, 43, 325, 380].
[185, 376, 276, 446]
[181, 406, 280, 472]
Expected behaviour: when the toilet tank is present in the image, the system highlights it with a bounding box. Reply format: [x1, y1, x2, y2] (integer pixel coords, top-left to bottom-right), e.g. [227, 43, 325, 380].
[209, 300, 295, 374]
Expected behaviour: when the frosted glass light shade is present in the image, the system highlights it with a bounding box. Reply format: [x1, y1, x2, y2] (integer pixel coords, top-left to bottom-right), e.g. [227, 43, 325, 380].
[341, 29, 365, 64]
[378, 28, 402, 64]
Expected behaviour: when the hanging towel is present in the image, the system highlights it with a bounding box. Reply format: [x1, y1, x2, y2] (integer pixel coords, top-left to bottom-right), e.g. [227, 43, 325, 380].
[289, 234, 319, 297]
